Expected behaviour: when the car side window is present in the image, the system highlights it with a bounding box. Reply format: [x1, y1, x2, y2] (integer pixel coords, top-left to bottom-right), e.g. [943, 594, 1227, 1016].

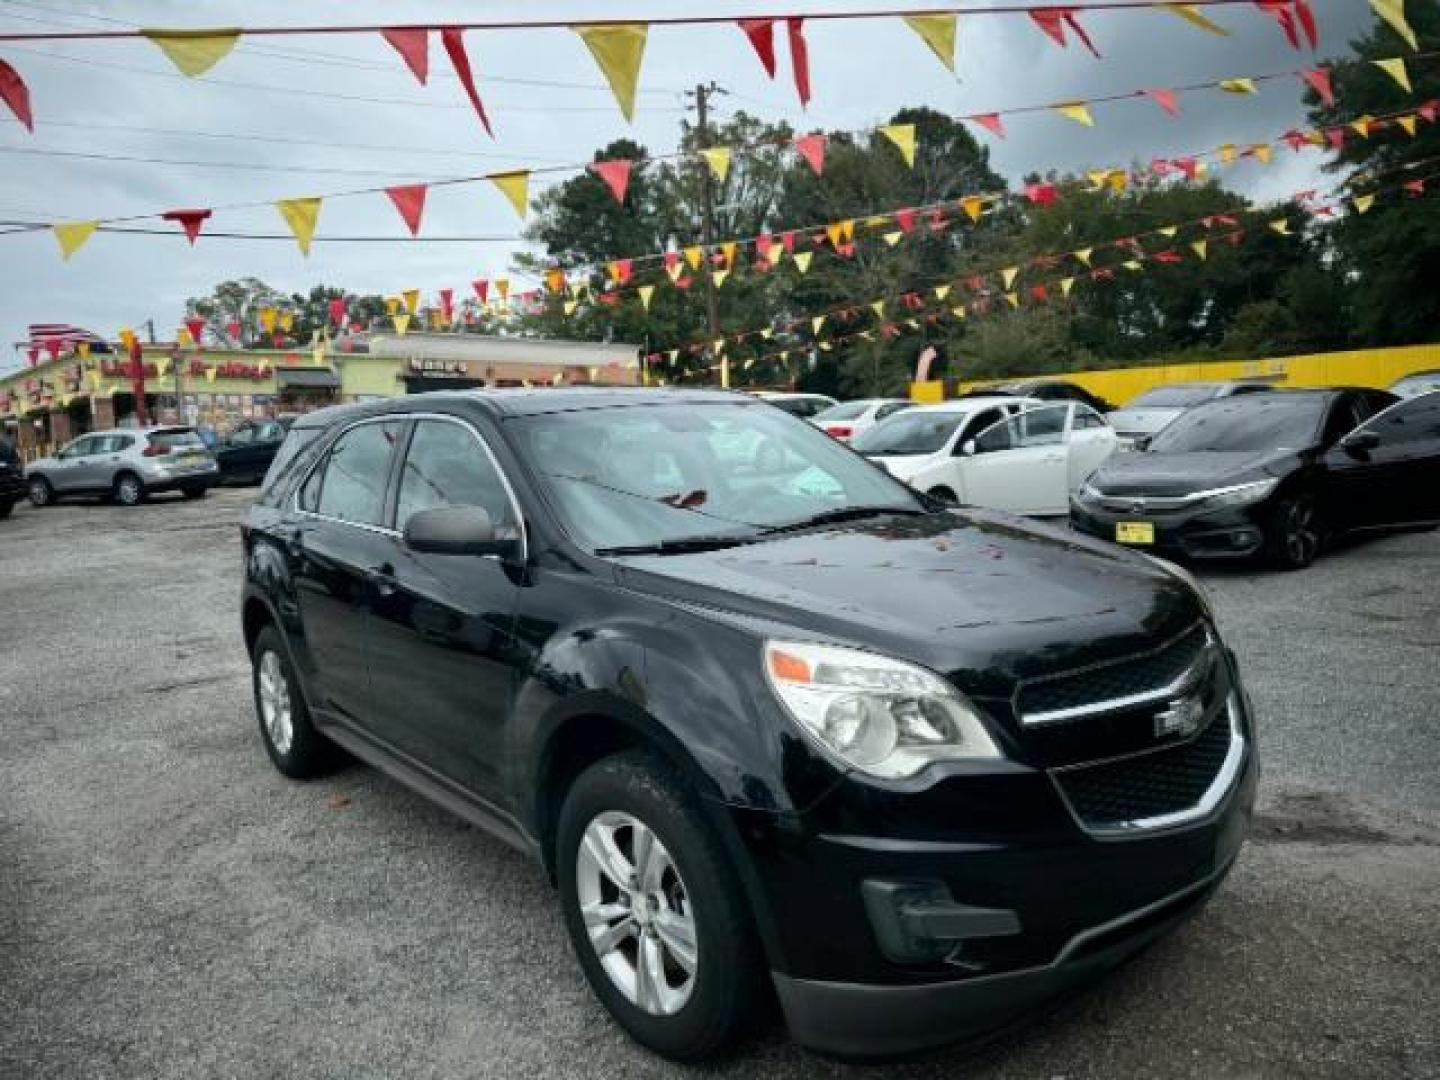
[876, 401, 913, 420]
[1018, 404, 1069, 446]
[229, 425, 256, 446]
[1367, 393, 1440, 446]
[395, 419, 514, 532]
[1073, 405, 1106, 429]
[313, 421, 402, 527]
[1323, 398, 1366, 445]
[65, 436, 97, 458]
[956, 407, 1003, 453]
[111, 435, 134, 452]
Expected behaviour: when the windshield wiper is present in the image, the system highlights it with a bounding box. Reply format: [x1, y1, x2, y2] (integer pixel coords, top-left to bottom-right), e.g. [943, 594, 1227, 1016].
[595, 534, 756, 557]
[762, 505, 927, 534]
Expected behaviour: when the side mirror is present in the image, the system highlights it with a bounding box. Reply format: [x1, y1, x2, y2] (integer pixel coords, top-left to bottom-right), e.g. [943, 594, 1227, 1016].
[961, 439, 977, 457]
[404, 506, 518, 559]
[1340, 429, 1380, 454]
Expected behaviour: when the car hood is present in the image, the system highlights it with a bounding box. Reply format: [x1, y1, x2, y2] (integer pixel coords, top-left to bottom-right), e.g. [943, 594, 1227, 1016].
[612, 510, 1201, 698]
[864, 453, 938, 482]
[1106, 407, 1184, 436]
[1088, 449, 1303, 497]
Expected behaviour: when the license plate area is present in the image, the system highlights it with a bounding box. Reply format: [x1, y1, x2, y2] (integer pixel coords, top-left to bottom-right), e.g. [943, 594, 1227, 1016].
[1115, 521, 1155, 545]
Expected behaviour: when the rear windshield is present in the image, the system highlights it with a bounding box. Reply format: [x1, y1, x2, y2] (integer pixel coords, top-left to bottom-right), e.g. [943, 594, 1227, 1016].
[1127, 385, 1218, 408]
[259, 427, 324, 506]
[148, 429, 204, 450]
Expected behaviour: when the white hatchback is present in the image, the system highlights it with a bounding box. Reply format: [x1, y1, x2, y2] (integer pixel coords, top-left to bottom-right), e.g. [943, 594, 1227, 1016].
[855, 399, 1118, 516]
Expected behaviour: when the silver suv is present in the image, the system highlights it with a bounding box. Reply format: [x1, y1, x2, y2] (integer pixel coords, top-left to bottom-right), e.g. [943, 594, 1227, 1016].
[26, 426, 219, 507]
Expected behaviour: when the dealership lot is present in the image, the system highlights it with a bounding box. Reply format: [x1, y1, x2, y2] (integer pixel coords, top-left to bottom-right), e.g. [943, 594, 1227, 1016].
[2, 489, 1437, 1079]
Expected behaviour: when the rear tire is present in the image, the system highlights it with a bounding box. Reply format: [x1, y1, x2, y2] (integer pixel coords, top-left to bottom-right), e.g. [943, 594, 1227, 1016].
[557, 752, 764, 1062]
[27, 476, 52, 507]
[114, 472, 146, 507]
[1266, 491, 1323, 570]
[0, 500, 12, 519]
[251, 625, 339, 779]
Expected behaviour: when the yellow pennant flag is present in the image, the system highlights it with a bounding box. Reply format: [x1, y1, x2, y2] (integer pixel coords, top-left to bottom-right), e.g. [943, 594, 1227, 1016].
[383, 297, 400, 317]
[1060, 277, 1075, 297]
[1054, 102, 1095, 128]
[934, 284, 951, 301]
[1002, 266, 1019, 289]
[1373, 58, 1411, 92]
[712, 268, 729, 289]
[1269, 219, 1291, 235]
[870, 300, 886, 318]
[1353, 194, 1376, 214]
[53, 220, 99, 261]
[700, 147, 731, 184]
[77, 341, 90, 360]
[1073, 247, 1093, 267]
[89, 370, 101, 389]
[1163, 4, 1230, 35]
[142, 29, 241, 77]
[825, 221, 846, 248]
[1397, 114, 1417, 136]
[883, 230, 903, 246]
[721, 241, 738, 266]
[312, 348, 326, 367]
[1159, 226, 1178, 238]
[1108, 170, 1129, 193]
[1004, 292, 1020, 309]
[402, 289, 420, 315]
[902, 14, 957, 72]
[1251, 143, 1273, 163]
[1218, 78, 1257, 95]
[495, 278, 510, 300]
[393, 313, 411, 335]
[205, 366, 218, 384]
[665, 262, 684, 283]
[1087, 169, 1109, 191]
[1122, 259, 1143, 271]
[638, 285, 655, 310]
[713, 338, 727, 354]
[1191, 239, 1208, 261]
[811, 316, 825, 336]
[563, 300, 578, 316]
[1370, 0, 1418, 50]
[1220, 143, 1238, 165]
[156, 356, 171, 377]
[278, 311, 294, 332]
[1350, 115, 1374, 138]
[683, 245, 703, 270]
[573, 24, 648, 121]
[880, 124, 917, 168]
[960, 196, 985, 223]
[489, 171, 530, 218]
[276, 197, 322, 256]
[793, 251, 813, 274]
[260, 306, 279, 331]
[951, 305, 967, 320]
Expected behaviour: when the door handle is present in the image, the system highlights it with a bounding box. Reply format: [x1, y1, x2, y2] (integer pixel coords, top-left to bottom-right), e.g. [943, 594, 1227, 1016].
[366, 563, 398, 597]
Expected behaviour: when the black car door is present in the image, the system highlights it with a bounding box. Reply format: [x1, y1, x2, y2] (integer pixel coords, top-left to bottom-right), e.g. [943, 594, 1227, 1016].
[364, 415, 523, 804]
[1319, 393, 1380, 532]
[1329, 393, 1440, 529]
[289, 418, 405, 723]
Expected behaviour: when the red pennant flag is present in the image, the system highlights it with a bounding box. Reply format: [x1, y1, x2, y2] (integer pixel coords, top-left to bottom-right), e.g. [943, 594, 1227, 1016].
[1150, 158, 1173, 176]
[1300, 67, 1334, 107]
[1258, 1, 1300, 48]
[1294, 0, 1319, 48]
[663, 251, 680, 272]
[1173, 156, 1200, 180]
[1025, 183, 1058, 206]
[441, 29, 493, 137]
[787, 18, 811, 107]
[0, 60, 33, 133]
[895, 208, 917, 233]
[161, 208, 212, 245]
[272, 332, 285, 348]
[612, 259, 633, 284]
[589, 159, 633, 204]
[1029, 8, 1101, 57]
[1325, 126, 1345, 149]
[25, 346, 38, 366]
[739, 18, 777, 78]
[675, 275, 694, 290]
[969, 113, 1006, 138]
[1143, 88, 1180, 117]
[384, 184, 428, 236]
[43, 338, 61, 360]
[1281, 129, 1308, 152]
[1418, 101, 1438, 123]
[756, 233, 774, 259]
[472, 278, 489, 303]
[328, 297, 347, 326]
[382, 28, 429, 85]
[1153, 250, 1183, 264]
[184, 317, 206, 345]
[781, 230, 798, 254]
[1405, 179, 1426, 196]
[1030, 285, 1049, 301]
[226, 319, 242, 340]
[439, 288, 454, 321]
[794, 134, 826, 175]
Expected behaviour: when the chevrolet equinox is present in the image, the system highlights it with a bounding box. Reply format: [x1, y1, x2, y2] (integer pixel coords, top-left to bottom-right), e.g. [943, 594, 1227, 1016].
[240, 389, 1256, 1061]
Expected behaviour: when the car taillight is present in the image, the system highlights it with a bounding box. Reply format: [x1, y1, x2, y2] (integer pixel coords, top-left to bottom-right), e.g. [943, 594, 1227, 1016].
[142, 443, 170, 457]
[826, 425, 853, 439]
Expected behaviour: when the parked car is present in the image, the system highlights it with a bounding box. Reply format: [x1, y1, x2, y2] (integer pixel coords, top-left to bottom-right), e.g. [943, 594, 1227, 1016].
[1106, 381, 1276, 448]
[809, 397, 915, 441]
[0, 435, 25, 518]
[241, 388, 1254, 1060]
[960, 379, 1112, 413]
[750, 391, 838, 418]
[215, 417, 293, 485]
[1389, 369, 1440, 399]
[1071, 388, 1440, 569]
[25, 426, 218, 507]
[856, 398, 1118, 515]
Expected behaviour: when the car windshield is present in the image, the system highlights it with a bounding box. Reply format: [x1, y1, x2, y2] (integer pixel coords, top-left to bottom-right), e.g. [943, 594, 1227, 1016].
[813, 400, 869, 421]
[512, 400, 923, 552]
[1148, 395, 1326, 453]
[1128, 385, 1218, 408]
[851, 410, 965, 456]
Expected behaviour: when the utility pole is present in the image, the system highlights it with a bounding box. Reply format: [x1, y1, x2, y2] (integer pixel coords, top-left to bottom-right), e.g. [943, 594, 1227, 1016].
[686, 81, 727, 388]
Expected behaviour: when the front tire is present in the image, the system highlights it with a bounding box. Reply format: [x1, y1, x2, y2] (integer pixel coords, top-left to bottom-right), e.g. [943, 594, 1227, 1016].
[928, 486, 958, 505]
[1266, 491, 1323, 570]
[27, 476, 52, 507]
[114, 472, 146, 507]
[0, 500, 12, 519]
[182, 485, 208, 500]
[251, 625, 338, 779]
[557, 752, 763, 1062]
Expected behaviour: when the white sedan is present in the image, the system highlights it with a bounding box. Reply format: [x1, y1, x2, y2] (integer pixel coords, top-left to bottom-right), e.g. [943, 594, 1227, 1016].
[810, 398, 916, 442]
[854, 399, 1119, 516]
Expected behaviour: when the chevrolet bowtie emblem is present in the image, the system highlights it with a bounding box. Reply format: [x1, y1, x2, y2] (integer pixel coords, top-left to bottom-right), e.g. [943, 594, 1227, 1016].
[1154, 695, 1205, 740]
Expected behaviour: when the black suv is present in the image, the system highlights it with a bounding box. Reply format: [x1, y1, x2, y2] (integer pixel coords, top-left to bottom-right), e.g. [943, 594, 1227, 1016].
[241, 389, 1256, 1061]
[0, 434, 25, 518]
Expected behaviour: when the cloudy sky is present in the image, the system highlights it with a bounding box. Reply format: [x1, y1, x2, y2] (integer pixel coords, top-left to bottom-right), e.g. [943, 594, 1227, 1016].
[0, 0, 1377, 372]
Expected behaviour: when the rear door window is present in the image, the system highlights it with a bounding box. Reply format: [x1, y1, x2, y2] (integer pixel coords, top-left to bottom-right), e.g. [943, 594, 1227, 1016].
[261, 428, 324, 507]
[314, 421, 403, 527]
[1367, 393, 1440, 446]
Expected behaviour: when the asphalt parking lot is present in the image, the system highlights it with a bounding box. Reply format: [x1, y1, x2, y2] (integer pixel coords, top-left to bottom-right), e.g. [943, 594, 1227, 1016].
[2, 488, 1437, 1079]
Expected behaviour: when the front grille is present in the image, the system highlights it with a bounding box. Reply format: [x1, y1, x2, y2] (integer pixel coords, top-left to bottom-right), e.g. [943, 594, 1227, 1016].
[1018, 623, 1210, 721]
[1054, 710, 1234, 830]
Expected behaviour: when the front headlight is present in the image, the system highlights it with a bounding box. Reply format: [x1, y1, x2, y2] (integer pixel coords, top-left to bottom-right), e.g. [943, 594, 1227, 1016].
[763, 640, 1001, 779]
[1078, 482, 1104, 502]
[1143, 553, 1217, 627]
[1198, 477, 1278, 509]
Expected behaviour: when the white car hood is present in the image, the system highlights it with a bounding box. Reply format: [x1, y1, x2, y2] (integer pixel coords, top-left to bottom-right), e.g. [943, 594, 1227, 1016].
[1106, 407, 1184, 437]
[868, 454, 936, 483]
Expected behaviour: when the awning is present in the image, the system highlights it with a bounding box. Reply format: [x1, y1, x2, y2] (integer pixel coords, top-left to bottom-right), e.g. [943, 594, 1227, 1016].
[275, 367, 339, 390]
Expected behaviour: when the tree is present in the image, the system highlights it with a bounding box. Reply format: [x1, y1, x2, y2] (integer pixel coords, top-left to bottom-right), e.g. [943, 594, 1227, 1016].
[185, 279, 385, 348]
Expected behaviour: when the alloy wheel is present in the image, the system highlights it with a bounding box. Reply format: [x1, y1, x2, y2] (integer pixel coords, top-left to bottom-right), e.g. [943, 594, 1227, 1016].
[257, 650, 293, 754]
[576, 811, 698, 1017]
[117, 476, 142, 506]
[28, 478, 49, 506]
[1283, 498, 1319, 566]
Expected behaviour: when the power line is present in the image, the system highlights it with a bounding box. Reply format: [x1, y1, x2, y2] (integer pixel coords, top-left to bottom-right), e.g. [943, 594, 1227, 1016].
[0, 145, 518, 180]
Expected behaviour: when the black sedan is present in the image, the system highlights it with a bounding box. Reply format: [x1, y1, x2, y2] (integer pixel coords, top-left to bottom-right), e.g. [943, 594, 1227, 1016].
[1071, 388, 1440, 569]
